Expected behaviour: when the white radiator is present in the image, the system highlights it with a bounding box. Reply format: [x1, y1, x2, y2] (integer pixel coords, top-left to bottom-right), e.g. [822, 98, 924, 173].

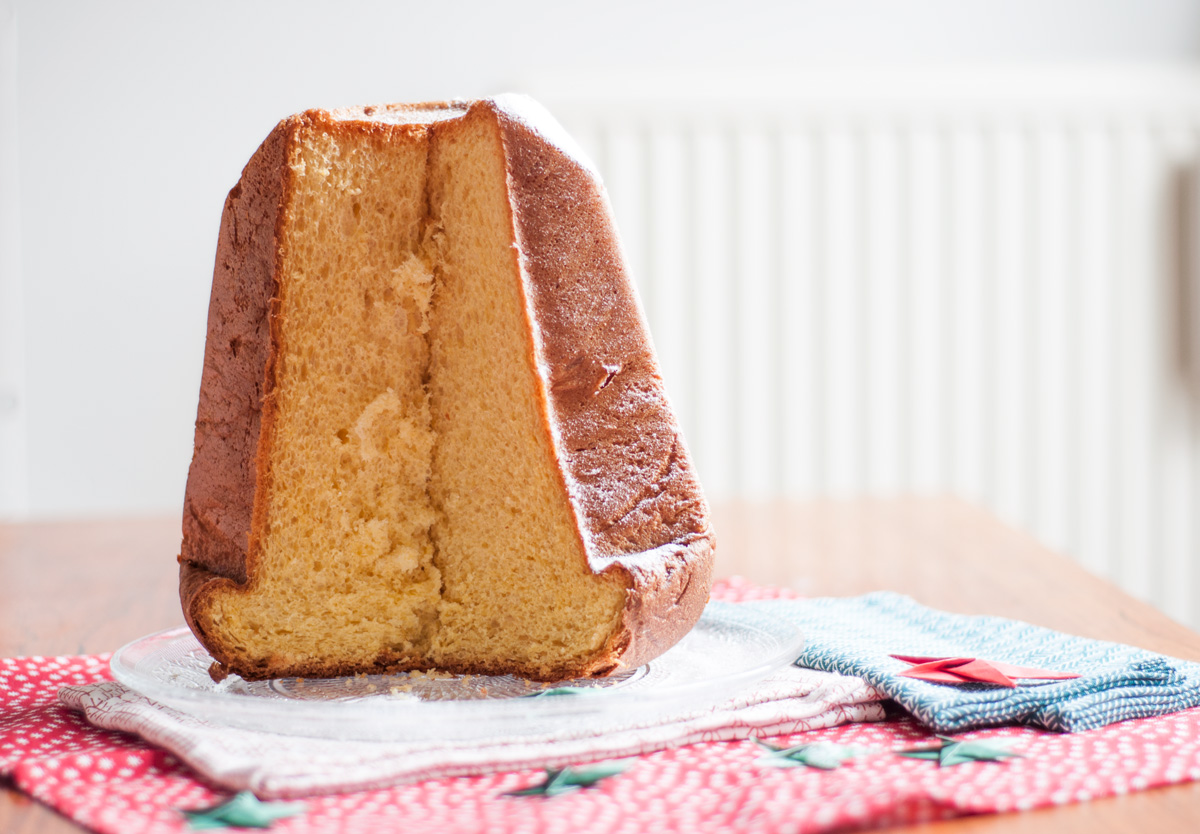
[530, 70, 1200, 629]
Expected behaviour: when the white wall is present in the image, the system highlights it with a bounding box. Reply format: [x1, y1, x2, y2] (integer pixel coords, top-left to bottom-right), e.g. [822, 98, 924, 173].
[4, 0, 1200, 518]
[0, 1, 26, 515]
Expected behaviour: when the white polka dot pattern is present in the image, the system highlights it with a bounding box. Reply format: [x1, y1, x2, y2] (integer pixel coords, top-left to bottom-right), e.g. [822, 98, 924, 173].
[51, 581, 886, 799]
[1, 579, 1199, 834]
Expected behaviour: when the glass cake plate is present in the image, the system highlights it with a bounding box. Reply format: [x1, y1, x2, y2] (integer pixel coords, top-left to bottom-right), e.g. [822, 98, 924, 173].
[110, 602, 803, 742]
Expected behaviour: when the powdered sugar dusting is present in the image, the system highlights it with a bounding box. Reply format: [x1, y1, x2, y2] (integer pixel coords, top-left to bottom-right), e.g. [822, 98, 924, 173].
[491, 94, 602, 180]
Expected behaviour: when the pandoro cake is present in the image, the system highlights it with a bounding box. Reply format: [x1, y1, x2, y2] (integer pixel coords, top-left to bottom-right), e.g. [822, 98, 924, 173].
[179, 95, 715, 682]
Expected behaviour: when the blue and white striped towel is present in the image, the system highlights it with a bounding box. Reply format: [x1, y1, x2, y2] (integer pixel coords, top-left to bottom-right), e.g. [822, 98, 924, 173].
[749, 592, 1200, 733]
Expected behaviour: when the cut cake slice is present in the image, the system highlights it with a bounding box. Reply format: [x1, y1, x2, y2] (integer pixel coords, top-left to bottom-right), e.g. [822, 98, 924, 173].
[179, 96, 715, 682]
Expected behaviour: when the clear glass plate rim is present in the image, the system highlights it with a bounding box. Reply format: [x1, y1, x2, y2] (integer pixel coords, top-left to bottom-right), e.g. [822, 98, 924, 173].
[110, 602, 804, 725]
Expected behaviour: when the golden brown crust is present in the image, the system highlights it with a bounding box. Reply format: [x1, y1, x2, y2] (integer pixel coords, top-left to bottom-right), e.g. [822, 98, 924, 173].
[179, 117, 295, 591]
[179, 112, 441, 677]
[179, 98, 714, 682]
[486, 98, 715, 671]
[178, 115, 298, 677]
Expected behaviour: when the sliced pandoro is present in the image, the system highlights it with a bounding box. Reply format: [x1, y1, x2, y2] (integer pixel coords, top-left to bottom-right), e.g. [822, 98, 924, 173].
[179, 96, 714, 682]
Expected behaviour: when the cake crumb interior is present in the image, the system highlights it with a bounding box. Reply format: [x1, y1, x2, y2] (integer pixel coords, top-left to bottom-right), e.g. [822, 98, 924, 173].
[202, 110, 627, 680]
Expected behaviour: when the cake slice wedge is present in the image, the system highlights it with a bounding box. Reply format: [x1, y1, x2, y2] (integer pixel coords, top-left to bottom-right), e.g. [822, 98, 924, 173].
[179, 96, 714, 682]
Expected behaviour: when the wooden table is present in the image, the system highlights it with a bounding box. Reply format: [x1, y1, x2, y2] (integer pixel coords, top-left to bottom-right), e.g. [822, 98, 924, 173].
[3, 498, 1200, 832]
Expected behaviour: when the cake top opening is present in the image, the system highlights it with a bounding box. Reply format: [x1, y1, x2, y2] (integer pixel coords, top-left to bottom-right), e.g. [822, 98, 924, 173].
[325, 101, 470, 125]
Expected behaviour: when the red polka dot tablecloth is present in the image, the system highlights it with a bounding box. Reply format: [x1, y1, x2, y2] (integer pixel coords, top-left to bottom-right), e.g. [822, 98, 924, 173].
[5, 578, 1200, 834]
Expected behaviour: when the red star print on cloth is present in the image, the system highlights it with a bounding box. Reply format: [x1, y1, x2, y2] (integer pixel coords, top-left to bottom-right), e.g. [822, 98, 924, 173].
[891, 655, 1082, 687]
[5, 580, 1200, 834]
